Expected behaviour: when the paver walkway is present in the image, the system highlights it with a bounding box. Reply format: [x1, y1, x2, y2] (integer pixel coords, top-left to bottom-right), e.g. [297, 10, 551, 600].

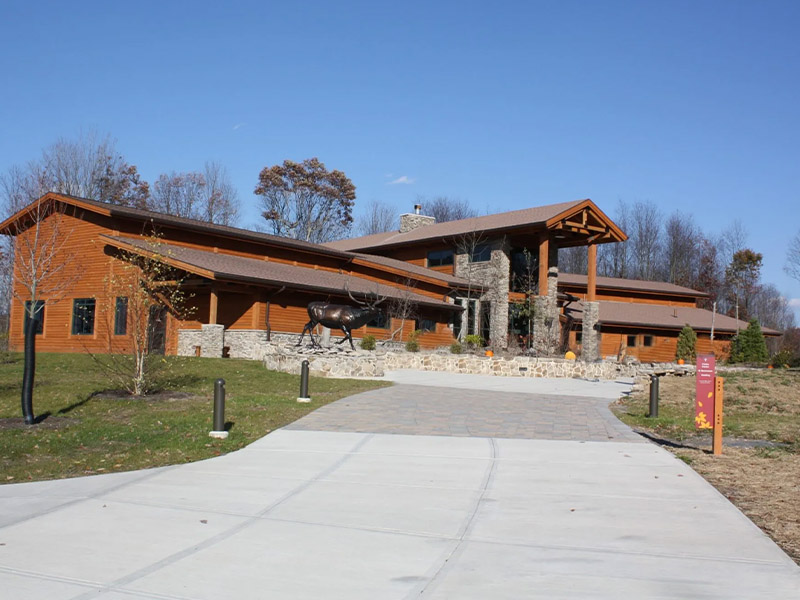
[1, 371, 798, 599]
[287, 384, 641, 441]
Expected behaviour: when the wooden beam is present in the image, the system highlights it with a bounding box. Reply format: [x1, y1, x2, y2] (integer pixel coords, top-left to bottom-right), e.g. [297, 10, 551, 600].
[209, 287, 218, 325]
[538, 234, 549, 296]
[587, 243, 597, 302]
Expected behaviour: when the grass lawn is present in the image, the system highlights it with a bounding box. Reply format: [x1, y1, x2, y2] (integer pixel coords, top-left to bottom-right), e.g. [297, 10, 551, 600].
[0, 353, 389, 483]
[613, 368, 800, 563]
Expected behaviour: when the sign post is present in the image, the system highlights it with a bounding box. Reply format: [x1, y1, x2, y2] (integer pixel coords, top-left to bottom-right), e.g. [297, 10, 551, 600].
[713, 377, 724, 456]
[695, 355, 716, 430]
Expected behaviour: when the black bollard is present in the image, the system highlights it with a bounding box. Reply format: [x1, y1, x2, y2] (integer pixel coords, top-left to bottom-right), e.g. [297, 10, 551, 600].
[298, 360, 311, 403]
[209, 378, 228, 438]
[648, 374, 659, 418]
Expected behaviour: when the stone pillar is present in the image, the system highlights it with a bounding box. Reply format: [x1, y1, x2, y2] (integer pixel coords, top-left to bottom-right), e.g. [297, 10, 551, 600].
[581, 301, 600, 361]
[200, 324, 225, 358]
[532, 266, 560, 355]
[489, 240, 511, 349]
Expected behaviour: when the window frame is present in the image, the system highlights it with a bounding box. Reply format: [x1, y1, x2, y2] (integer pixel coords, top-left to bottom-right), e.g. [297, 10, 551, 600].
[469, 244, 492, 263]
[427, 249, 454, 267]
[71, 298, 96, 336]
[366, 310, 390, 330]
[114, 297, 129, 336]
[416, 318, 436, 333]
[642, 334, 654, 347]
[626, 334, 637, 348]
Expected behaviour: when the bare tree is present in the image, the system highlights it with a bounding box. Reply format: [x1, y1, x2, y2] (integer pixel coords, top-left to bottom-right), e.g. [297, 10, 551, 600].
[150, 172, 207, 219]
[89, 237, 192, 395]
[786, 230, 800, 283]
[662, 212, 699, 285]
[725, 248, 763, 324]
[420, 196, 476, 223]
[7, 200, 79, 423]
[255, 158, 356, 243]
[629, 201, 662, 280]
[597, 200, 631, 277]
[200, 161, 239, 226]
[558, 246, 587, 274]
[384, 279, 419, 343]
[453, 230, 488, 343]
[357, 200, 396, 235]
[149, 163, 239, 226]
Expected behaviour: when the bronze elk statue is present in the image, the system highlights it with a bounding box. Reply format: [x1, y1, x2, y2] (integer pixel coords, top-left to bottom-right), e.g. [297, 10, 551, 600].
[297, 289, 386, 350]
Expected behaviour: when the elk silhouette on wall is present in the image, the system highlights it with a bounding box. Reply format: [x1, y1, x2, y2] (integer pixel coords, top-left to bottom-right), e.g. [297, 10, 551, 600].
[297, 288, 386, 350]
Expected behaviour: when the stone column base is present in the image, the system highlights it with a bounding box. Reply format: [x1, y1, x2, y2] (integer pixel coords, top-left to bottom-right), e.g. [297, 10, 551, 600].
[581, 301, 600, 361]
[200, 324, 225, 358]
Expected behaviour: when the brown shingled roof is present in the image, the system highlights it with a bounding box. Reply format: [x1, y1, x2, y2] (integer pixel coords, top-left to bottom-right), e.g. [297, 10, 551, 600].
[568, 300, 780, 336]
[325, 199, 588, 251]
[0, 192, 353, 259]
[559, 273, 707, 298]
[351, 252, 474, 288]
[100, 235, 458, 310]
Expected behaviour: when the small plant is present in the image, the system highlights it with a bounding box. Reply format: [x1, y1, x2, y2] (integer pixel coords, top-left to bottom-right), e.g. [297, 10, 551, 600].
[465, 334, 483, 350]
[675, 324, 697, 362]
[769, 349, 793, 368]
[450, 340, 463, 354]
[405, 329, 421, 352]
[360, 334, 376, 351]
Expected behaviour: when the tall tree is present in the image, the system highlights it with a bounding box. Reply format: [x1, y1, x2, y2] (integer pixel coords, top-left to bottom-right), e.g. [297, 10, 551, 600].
[693, 236, 724, 310]
[725, 248, 763, 324]
[786, 230, 800, 283]
[558, 246, 587, 275]
[597, 200, 631, 278]
[420, 196, 476, 223]
[357, 200, 396, 235]
[629, 201, 662, 280]
[255, 158, 355, 243]
[663, 212, 699, 285]
[149, 162, 239, 226]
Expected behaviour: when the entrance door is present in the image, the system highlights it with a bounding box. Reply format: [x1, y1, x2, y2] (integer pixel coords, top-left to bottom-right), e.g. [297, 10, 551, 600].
[147, 306, 167, 355]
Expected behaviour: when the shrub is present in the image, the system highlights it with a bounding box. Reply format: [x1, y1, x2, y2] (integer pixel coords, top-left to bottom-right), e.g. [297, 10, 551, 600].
[450, 341, 463, 354]
[465, 334, 483, 350]
[360, 334, 376, 351]
[730, 319, 769, 363]
[405, 329, 421, 353]
[770, 349, 794, 368]
[675, 324, 697, 361]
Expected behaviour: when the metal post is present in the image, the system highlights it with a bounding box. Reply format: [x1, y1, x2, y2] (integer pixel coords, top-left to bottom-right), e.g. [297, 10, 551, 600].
[298, 360, 311, 403]
[648, 374, 659, 418]
[209, 378, 228, 439]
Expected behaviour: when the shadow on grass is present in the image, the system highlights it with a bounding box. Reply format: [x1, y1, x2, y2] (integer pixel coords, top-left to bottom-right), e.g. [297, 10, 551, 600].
[224, 421, 235, 432]
[635, 429, 707, 451]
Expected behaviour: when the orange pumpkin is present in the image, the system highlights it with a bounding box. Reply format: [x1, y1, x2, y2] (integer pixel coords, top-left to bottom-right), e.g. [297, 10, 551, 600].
[677, 359, 685, 365]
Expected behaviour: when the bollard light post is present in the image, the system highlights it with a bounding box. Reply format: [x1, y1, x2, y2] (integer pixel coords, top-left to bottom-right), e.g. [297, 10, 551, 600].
[648, 374, 659, 418]
[209, 378, 228, 439]
[297, 360, 311, 403]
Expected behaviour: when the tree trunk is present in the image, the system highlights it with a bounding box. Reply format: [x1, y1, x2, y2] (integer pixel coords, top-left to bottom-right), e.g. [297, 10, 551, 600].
[21, 313, 36, 424]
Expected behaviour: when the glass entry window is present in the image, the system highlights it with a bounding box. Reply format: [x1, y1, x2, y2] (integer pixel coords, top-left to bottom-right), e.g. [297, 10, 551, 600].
[72, 298, 96, 335]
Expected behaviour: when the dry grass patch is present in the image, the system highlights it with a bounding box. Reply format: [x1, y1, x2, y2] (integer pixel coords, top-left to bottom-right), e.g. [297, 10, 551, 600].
[614, 369, 800, 564]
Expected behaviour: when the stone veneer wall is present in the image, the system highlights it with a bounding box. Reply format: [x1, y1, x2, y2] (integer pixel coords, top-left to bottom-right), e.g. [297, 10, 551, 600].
[399, 213, 436, 233]
[581, 301, 600, 361]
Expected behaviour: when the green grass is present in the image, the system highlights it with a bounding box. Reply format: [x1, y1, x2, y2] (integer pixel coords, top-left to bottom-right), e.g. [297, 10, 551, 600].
[0, 353, 389, 483]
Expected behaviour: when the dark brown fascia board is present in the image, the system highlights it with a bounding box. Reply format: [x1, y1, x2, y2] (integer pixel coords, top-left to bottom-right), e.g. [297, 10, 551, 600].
[569, 318, 780, 337]
[99, 235, 459, 312]
[349, 256, 470, 290]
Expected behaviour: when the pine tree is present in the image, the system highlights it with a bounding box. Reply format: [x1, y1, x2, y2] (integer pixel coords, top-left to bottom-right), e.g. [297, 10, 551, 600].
[734, 318, 769, 363]
[675, 324, 697, 361]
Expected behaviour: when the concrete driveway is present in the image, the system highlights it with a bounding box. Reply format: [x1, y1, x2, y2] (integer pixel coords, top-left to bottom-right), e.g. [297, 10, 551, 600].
[1, 370, 798, 599]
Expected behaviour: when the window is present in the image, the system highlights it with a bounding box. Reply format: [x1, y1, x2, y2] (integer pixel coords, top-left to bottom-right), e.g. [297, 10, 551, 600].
[576, 331, 583, 345]
[366, 310, 390, 329]
[114, 297, 128, 335]
[626, 334, 637, 348]
[427, 249, 454, 267]
[470, 244, 492, 263]
[72, 298, 96, 335]
[24, 301, 44, 335]
[643, 335, 654, 347]
[416, 319, 436, 333]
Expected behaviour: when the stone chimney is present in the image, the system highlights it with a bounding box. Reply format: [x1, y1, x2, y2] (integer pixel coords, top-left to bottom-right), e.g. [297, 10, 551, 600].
[399, 204, 435, 233]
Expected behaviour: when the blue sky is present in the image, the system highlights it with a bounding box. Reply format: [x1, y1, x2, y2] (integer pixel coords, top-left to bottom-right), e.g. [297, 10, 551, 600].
[2, 1, 799, 317]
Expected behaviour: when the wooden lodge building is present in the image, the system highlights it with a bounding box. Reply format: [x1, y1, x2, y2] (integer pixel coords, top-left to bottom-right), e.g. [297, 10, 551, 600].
[2, 193, 776, 362]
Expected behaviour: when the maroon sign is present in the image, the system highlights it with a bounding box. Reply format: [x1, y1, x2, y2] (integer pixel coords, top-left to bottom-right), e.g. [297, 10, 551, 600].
[695, 355, 716, 429]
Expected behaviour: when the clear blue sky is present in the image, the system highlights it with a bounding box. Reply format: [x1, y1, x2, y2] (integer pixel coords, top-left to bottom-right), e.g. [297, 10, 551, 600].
[2, 1, 799, 317]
